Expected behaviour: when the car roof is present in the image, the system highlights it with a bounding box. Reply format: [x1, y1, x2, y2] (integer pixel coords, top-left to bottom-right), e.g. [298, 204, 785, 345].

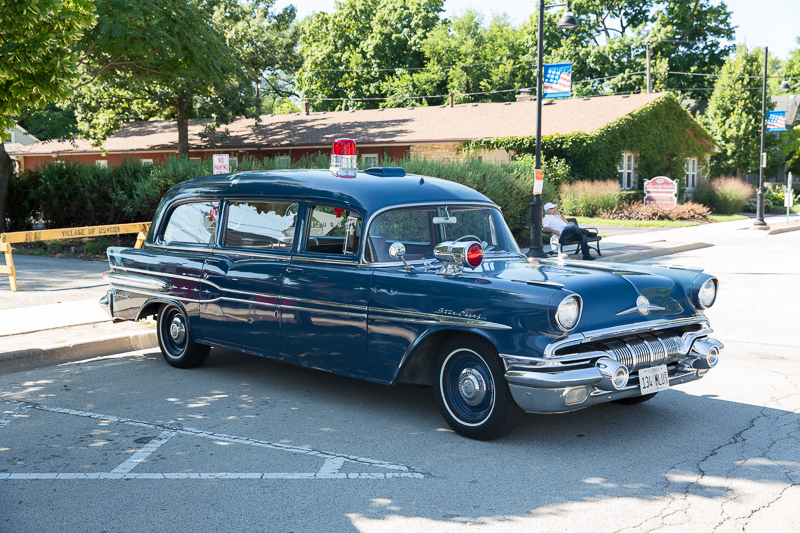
[162, 169, 496, 215]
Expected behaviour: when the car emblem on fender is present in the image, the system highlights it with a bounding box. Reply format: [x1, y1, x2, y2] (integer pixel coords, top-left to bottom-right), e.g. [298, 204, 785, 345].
[615, 295, 666, 317]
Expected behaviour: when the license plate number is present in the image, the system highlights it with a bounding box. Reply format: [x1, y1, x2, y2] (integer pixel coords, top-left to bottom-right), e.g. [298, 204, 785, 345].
[639, 364, 670, 395]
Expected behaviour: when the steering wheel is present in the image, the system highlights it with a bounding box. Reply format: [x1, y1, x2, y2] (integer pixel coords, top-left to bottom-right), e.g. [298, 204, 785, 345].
[454, 234, 481, 243]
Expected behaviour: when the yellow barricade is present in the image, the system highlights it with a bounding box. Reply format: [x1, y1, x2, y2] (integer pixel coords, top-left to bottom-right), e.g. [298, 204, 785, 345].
[0, 222, 151, 292]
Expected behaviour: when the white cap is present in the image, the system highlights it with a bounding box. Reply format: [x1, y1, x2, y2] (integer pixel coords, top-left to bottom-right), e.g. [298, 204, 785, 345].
[544, 202, 557, 210]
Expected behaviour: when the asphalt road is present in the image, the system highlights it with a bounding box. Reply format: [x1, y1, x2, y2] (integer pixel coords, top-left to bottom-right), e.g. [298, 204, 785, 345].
[1, 228, 799, 533]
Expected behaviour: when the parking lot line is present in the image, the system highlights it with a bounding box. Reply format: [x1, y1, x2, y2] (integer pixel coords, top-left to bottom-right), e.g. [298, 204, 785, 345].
[0, 400, 425, 481]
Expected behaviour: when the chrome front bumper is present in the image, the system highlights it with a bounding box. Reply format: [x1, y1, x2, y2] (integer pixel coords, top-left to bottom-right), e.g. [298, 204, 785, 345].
[503, 335, 723, 414]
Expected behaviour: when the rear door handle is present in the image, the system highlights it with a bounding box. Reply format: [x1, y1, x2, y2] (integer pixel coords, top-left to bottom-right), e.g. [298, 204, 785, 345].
[286, 267, 303, 273]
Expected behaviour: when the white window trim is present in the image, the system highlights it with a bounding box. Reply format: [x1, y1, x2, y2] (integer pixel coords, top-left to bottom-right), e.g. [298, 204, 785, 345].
[96, 160, 108, 168]
[685, 157, 698, 190]
[275, 156, 291, 169]
[619, 152, 635, 190]
[361, 153, 379, 167]
[141, 159, 153, 167]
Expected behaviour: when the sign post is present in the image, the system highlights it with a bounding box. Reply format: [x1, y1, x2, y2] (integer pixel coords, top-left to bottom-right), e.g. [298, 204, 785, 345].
[644, 176, 678, 208]
[213, 154, 230, 175]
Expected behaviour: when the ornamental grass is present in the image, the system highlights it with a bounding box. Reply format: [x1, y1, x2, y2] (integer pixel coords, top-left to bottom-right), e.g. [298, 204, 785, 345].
[558, 180, 621, 217]
[692, 177, 753, 215]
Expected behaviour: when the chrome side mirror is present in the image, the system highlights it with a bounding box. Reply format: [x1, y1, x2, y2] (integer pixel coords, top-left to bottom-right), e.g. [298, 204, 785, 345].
[389, 242, 413, 272]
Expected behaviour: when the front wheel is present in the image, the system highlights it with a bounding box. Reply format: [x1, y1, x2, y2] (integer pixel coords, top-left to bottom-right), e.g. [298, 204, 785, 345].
[434, 338, 523, 440]
[156, 305, 209, 369]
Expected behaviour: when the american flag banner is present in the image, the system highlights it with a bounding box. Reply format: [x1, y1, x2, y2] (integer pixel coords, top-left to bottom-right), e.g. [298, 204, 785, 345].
[766, 111, 786, 132]
[543, 63, 572, 98]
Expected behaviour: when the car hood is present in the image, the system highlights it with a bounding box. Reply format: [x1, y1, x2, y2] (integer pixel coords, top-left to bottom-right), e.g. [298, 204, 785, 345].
[484, 257, 701, 331]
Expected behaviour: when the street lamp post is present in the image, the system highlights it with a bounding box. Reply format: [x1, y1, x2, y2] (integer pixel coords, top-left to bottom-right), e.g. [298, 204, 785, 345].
[755, 47, 769, 228]
[527, 2, 578, 257]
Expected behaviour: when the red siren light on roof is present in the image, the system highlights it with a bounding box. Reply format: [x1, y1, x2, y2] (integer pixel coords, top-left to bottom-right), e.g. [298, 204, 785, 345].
[330, 138, 358, 178]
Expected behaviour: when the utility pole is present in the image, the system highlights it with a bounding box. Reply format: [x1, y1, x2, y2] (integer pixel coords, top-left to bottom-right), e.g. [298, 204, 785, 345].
[646, 45, 652, 94]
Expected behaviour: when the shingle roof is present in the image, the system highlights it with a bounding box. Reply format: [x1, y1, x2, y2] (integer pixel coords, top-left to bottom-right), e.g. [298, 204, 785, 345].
[9, 93, 664, 156]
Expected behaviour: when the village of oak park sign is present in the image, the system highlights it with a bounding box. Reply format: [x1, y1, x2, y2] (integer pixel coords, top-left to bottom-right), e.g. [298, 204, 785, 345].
[644, 176, 678, 208]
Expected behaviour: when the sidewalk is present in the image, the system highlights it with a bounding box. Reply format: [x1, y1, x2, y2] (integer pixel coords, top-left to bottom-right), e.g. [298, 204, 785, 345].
[2, 213, 798, 367]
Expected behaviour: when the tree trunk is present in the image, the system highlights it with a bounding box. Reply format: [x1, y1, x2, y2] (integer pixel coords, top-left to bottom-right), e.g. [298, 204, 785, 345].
[177, 92, 189, 159]
[0, 144, 14, 233]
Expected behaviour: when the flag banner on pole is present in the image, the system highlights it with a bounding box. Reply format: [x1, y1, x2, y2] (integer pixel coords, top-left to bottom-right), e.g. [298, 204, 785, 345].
[543, 63, 571, 98]
[766, 111, 786, 132]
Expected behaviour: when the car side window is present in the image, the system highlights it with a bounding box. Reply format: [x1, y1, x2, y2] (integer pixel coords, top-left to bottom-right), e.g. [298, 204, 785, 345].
[162, 201, 219, 245]
[224, 201, 298, 251]
[306, 205, 362, 256]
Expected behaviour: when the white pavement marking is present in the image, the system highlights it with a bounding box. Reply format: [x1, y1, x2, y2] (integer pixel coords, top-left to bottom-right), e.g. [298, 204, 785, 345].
[0, 403, 31, 428]
[0, 400, 425, 481]
[110, 430, 175, 474]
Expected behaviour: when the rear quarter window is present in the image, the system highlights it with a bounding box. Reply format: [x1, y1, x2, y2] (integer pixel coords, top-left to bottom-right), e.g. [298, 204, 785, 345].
[162, 201, 219, 245]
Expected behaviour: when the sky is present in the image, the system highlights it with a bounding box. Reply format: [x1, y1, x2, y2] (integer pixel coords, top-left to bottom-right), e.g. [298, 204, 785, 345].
[276, 0, 799, 60]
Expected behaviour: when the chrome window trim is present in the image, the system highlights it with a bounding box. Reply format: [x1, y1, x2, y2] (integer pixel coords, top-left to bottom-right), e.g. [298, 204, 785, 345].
[154, 197, 221, 247]
[148, 244, 215, 254]
[360, 201, 499, 267]
[289, 255, 362, 266]
[219, 197, 299, 253]
[209, 249, 292, 261]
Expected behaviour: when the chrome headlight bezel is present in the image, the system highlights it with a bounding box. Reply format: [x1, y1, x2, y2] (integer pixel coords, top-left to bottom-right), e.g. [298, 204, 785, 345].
[695, 277, 718, 309]
[554, 294, 582, 331]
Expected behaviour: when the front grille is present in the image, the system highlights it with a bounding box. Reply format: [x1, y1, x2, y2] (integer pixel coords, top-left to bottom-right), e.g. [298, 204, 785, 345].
[597, 333, 683, 372]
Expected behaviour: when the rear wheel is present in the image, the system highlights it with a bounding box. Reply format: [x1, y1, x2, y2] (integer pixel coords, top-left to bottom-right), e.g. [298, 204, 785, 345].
[613, 392, 658, 405]
[156, 305, 209, 369]
[434, 338, 523, 440]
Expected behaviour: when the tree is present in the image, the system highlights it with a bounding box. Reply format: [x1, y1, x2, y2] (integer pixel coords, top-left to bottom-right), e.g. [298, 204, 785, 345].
[74, 0, 241, 157]
[701, 45, 777, 178]
[295, 0, 444, 111]
[0, 0, 96, 231]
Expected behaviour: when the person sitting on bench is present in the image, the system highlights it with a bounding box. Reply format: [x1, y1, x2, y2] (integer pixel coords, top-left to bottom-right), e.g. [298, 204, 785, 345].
[542, 202, 595, 260]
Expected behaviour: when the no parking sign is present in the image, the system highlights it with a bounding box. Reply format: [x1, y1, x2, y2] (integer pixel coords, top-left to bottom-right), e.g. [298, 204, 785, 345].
[213, 154, 230, 174]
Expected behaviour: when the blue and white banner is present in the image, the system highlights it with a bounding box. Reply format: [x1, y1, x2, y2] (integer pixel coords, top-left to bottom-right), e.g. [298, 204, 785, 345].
[543, 63, 572, 98]
[767, 110, 786, 132]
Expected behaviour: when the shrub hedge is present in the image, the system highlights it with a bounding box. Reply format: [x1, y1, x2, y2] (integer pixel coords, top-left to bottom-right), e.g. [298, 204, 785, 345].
[692, 177, 754, 215]
[7, 154, 560, 239]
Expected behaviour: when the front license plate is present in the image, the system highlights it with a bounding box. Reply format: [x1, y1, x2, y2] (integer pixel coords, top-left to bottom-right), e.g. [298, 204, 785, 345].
[639, 364, 670, 395]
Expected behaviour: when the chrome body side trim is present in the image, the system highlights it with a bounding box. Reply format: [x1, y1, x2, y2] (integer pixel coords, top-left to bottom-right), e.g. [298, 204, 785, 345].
[369, 307, 512, 330]
[103, 271, 170, 292]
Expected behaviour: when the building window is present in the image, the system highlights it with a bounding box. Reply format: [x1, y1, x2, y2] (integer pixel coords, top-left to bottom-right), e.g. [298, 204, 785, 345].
[619, 152, 635, 190]
[275, 156, 290, 169]
[362, 154, 379, 167]
[190, 157, 201, 163]
[141, 159, 153, 167]
[685, 157, 698, 190]
[96, 160, 108, 169]
[54, 160, 64, 167]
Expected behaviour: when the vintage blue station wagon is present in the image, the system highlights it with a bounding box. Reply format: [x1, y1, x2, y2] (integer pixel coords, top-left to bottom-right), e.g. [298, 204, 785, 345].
[101, 142, 722, 440]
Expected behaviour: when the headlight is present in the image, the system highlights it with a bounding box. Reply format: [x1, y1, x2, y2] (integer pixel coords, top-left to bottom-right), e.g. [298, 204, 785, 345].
[555, 295, 581, 331]
[697, 278, 717, 309]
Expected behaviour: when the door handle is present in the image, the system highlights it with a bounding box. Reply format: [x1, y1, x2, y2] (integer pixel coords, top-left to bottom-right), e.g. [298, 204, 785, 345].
[286, 267, 303, 273]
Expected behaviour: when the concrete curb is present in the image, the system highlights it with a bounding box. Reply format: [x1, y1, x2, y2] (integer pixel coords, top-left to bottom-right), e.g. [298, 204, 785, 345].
[596, 242, 713, 263]
[0, 329, 158, 366]
[768, 223, 800, 235]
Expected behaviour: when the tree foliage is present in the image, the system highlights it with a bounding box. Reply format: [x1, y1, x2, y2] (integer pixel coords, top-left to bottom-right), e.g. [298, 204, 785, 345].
[0, 0, 96, 230]
[296, 0, 444, 110]
[701, 45, 779, 178]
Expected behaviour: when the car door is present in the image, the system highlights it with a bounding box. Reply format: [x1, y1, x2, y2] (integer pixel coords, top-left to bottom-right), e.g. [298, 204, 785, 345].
[201, 199, 298, 355]
[280, 203, 372, 374]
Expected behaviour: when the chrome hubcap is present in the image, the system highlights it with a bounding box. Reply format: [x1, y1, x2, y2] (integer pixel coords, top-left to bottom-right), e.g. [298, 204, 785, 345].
[458, 368, 486, 406]
[169, 316, 186, 344]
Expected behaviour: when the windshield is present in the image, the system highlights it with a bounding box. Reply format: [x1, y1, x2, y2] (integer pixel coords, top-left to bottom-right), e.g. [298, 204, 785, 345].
[366, 205, 521, 263]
